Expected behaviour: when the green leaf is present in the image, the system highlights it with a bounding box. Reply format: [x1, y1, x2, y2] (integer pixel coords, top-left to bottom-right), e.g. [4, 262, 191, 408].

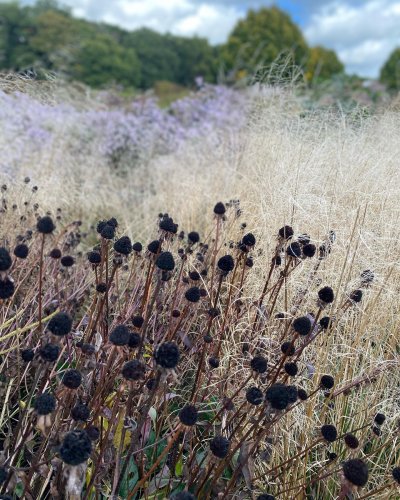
[118, 456, 139, 498]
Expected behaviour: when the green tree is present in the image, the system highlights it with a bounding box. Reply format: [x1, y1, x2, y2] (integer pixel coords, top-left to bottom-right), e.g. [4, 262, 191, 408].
[380, 48, 400, 90]
[305, 46, 344, 83]
[70, 33, 141, 88]
[221, 6, 309, 80]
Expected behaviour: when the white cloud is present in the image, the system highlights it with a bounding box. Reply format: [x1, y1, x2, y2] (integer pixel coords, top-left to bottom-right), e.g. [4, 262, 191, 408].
[304, 0, 400, 77]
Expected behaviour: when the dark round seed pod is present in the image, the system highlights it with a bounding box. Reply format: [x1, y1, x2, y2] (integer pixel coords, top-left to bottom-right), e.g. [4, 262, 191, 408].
[321, 424, 337, 442]
[87, 251, 101, 264]
[146, 378, 156, 391]
[250, 355, 267, 374]
[107, 217, 118, 228]
[342, 458, 368, 487]
[48, 312, 73, 336]
[14, 243, 29, 259]
[122, 360, 146, 380]
[344, 433, 359, 449]
[281, 341, 295, 356]
[287, 241, 301, 258]
[188, 231, 200, 244]
[50, 248, 62, 259]
[172, 309, 181, 318]
[110, 325, 130, 346]
[278, 226, 293, 240]
[245, 257, 254, 267]
[96, 282, 107, 293]
[100, 224, 115, 240]
[217, 255, 234, 273]
[96, 220, 107, 233]
[80, 343, 96, 355]
[21, 348, 34, 362]
[71, 403, 90, 422]
[372, 426, 381, 436]
[208, 357, 219, 369]
[154, 342, 180, 369]
[392, 467, 400, 484]
[179, 405, 198, 426]
[62, 369, 82, 389]
[86, 426, 100, 441]
[156, 251, 175, 271]
[246, 387, 263, 405]
[265, 383, 297, 410]
[284, 362, 298, 377]
[59, 430, 92, 465]
[128, 332, 141, 348]
[361, 269, 374, 284]
[320, 375, 334, 389]
[159, 216, 176, 233]
[0, 278, 14, 299]
[114, 236, 132, 255]
[328, 452, 338, 461]
[350, 289, 363, 303]
[319, 316, 331, 329]
[374, 413, 386, 425]
[293, 316, 312, 336]
[170, 492, 196, 500]
[39, 343, 60, 362]
[273, 255, 282, 266]
[185, 286, 201, 303]
[132, 242, 142, 252]
[189, 271, 201, 281]
[0, 248, 12, 271]
[303, 243, 316, 258]
[257, 495, 275, 500]
[318, 286, 334, 304]
[297, 388, 308, 400]
[203, 334, 213, 343]
[210, 435, 230, 458]
[37, 216, 55, 234]
[132, 315, 144, 328]
[61, 255, 74, 267]
[297, 234, 310, 245]
[213, 202, 226, 215]
[34, 392, 56, 415]
[242, 233, 256, 247]
[147, 240, 161, 254]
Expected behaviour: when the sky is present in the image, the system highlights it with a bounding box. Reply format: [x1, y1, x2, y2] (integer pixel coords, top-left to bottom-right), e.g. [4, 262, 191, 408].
[16, 0, 400, 78]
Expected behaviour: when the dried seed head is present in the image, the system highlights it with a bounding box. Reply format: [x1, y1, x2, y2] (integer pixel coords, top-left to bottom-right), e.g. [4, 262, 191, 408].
[62, 369, 82, 389]
[61, 255, 75, 267]
[128, 332, 141, 349]
[132, 242, 142, 252]
[14, 243, 29, 259]
[87, 251, 101, 264]
[156, 251, 175, 271]
[210, 435, 230, 458]
[0, 277, 14, 299]
[287, 241, 301, 258]
[0, 248, 12, 271]
[96, 282, 107, 293]
[34, 392, 56, 415]
[242, 233, 256, 247]
[188, 231, 200, 244]
[114, 236, 132, 255]
[278, 226, 293, 240]
[39, 343, 60, 363]
[110, 325, 130, 346]
[250, 355, 268, 374]
[265, 383, 297, 410]
[21, 348, 34, 362]
[318, 286, 334, 304]
[170, 492, 196, 500]
[148, 240, 161, 254]
[217, 255, 234, 273]
[350, 289, 363, 303]
[319, 316, 331, 330]
[256, 495, 275, 500]
[293, 316, 312, 336]
[154, 342, 180, 369]
[132, 315, 144, 328]
[208, 357, 219, 369]
[122, 360, 146, 380]
[392, 467, 400, 484]
[213, 202, 226, 215]
[71, 403, 90, 422]
[284, 362, 298, 377]
[320, 375, 334, 390]
[344, 433, 359, 449]
[303, 243, 316, 258]
[37, 216, 55, 234]
[374, 413, 386, 425]
[60, 430, 92, 466]
[179, 405, 198, 426]
[246, 387, 263, 405]
[321, 424, 337, 442]
[281, 341, 295, 356]
[50, 248, 62, 259]
[342, 458, 368, 487]
[185, 286, 201, 303]
[86, 426, 100, 441]
[48, 312, 73, 337]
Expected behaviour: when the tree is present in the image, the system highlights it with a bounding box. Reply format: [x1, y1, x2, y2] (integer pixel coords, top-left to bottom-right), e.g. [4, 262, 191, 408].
[380, 48, 400, 90]
[70, 33, 141, 88]
[221, 6, 309, 80]
[305, 46, 344, 83]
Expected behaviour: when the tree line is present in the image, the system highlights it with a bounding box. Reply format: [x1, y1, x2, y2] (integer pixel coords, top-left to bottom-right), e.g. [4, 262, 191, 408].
[0, 0, 398, 90]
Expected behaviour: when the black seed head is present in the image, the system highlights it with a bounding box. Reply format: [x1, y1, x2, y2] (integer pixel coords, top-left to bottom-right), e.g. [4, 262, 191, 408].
[37, 216, 55, 234]
[250, 355, 267, 374]
[179, 405, 198, 426]
[213, 202, 226, 215]
[281, 341, 295, 356]
[278, 225, 293, 240]
[154, 342, 180, 369]
[318, 286, 334, 304]
[321, 424, 337, 442]
[39, 343, 60, 363]
[242, 233, 256, 247]
[110, 325, 130, 346]
[159, 216, 177, 233]
[71, 403, 90, 422]
[128, 332, 141, 348]
[48, 312, 73, 336]
[361, 269, 374, 284]
[87, 251, 101, 264]
[132, 315, 144, 328]
[343, 458, 368, 487]
[303, 243, 316, 258]
[392, 467, 400, 484]
[284, 362, 298, 377]
[86, 426, 100, 441]
[350, 289, 363, 303]
[21, 348, 34, 362]
[257, 495, 275, 500]
[374, 413, 386, 425]
[297, 388, 308, 400]
[293, 316, 312, 336]
[122, 360, 146, 380]
[287, 241, 301, 258]
[62, 369, 82, 389]
[34, 392, 56, 415]
[148, 240, 161, 254]
[0, 277, 14, 299]
[100, 224, 115, 240]
[189, 271, 201, 281]
[344, 433, 359, 449]
[14, 243, 29, 259]
[319, 316, 331, 329]
[156, 251, 175, 271]
[96, 282, 107, 293]
[114, 236, 132, 255]
[96, 220, 107, 233]
[217, 255, 234, 273]
[246, 386, 263, 405]
[59, 430, 92, 465]
[0, 248, 12, 271]
[185, 286, 201, 303]
[170, 492, 196, 500]
[372, 425, 381, 436]
[320, 375, 334, 390]
[188, 231, 200, 244]
[50, 248, 62, 259]
[208, 356, 220, 369]
[132, 242, 142, 252]
[265, 383, 297, 410]
[210, 435, 230, 458]
[80, 343, 96, 355]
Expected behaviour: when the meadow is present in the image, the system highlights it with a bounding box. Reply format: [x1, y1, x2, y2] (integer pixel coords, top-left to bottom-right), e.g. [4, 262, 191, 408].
[0, 79, 399, 499]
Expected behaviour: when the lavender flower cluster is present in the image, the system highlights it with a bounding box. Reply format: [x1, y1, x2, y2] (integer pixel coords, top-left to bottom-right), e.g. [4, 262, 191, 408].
[0, 85, 248, 175]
